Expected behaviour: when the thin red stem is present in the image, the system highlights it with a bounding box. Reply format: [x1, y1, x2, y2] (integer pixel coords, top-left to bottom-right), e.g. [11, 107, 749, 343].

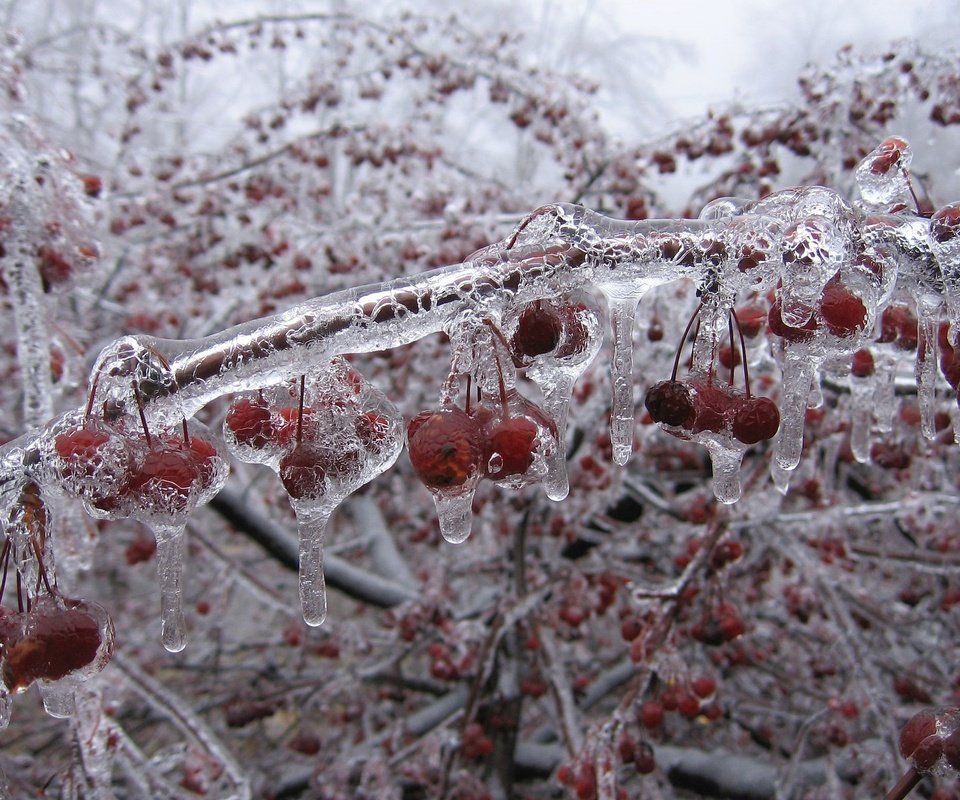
[0, 538, 11, 606]
[731, 309, 752, 399]
[132, 381, 154, 449]
[672, 302, 703, 382]
[901, 166, 923, 215]
[883, 766, 922, 800]
[727, 314, 736, 387]
[296, 375, 305, 445]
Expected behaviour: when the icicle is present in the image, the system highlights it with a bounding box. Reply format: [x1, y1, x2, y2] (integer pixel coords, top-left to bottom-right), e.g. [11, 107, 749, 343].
[536, 374, 575, 501]
[775, 351, 818, 471]
[849, 383, 873, 464]
[606, 296, 642, 465]
[771, 461, 792, 495]
[0, 690, 10, 731]
[74, 686, 114, 800]
[39, 680, 75, 718]
[153, 525, 187, 653]
[874, 353, 898, 433]
[914, 299, 942, 440]
[706, 441, 745, 504]
[434, 490, 475, 545]
[293, 503, 331, 627]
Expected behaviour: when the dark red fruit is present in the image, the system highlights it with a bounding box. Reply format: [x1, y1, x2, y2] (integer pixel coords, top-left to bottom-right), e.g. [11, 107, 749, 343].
[644, 380, 695, 428]
[355, 411, 391, 449]
[54, 423, 112, 476]
[639, 700, 664, 730]
[819, 275, 867, 338]
[128, 444, 200, 513]
[279, 442, 358, 500]
[407, 407, 484, 491]
[735, 304, 768, 338]
[485, 416, 539, 480]
[555, 303, 590, 360]
[943, 724, 960, 771]
[732, 396, 780, 445]
[899, 709, 942, 771]
[225, 398, 275, 449]
[3, 606, 102, 692]
[768, 296, 818, 342]
[633, 741, 656, 775]
[850, 348, 875, 378]
[512, 301, 563, 360]
[930, 203, 960, 243]
[689, 381, 736, 435]
[868, 136, 908, 176]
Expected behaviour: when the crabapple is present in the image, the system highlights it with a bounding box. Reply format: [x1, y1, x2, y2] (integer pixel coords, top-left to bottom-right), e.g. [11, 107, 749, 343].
[644, 380, 695, 428]
[898, 709, 942, 771]
[407, 406, 484, 491]
[732, 396, 780, 445]
[819, 274, 867, 338]
[224, 397, 276, 450]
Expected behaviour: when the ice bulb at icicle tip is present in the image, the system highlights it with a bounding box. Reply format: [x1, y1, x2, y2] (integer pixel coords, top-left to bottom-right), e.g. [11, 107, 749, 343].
[39, 681, 75, 718]
[433, 490, 475, 545]
[153, 525, 187, 653]
[706, 442, 745, 504]
[295, 504, 330, 627]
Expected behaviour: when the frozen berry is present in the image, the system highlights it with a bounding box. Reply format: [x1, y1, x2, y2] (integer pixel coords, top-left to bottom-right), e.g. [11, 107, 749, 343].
[899, 709, 942, 771]
[868, 136, 909, 176]
[931, 203, 960, 243]
[407, 406, 484, 491]
[128, 444, 201, 515]
[850, 348, 875, 378]
[511, 301, 563, 361]
[732, 396, 780, 445]
[819, 275, 867, 338]
[485, 416, 539, 480]
[279, 442, 359, 501]
[768, 296, 818, 342]
[3, 602, 106, 693]
[225, 398, 275, 449]
[644, 380, 695, 428]
[689, 380, 736, 435]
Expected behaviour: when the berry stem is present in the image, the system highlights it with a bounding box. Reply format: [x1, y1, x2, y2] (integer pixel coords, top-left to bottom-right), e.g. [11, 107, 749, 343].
[727, 314, 736, 387]
[0, 537, 11, 605]
[132, 380, 154, 449]
[672, 302, 703, 382]
[296, 375, 306, 445]
[731, 309, 752, 399]
[883, 766, 922, 800]
[900, 165, 923, 216]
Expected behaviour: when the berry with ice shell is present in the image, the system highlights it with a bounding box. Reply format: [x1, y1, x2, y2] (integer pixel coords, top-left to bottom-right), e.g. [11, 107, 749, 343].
[931, 203, 960, 243]
[850, 348, 875, 378]
[224, 396, 276, 450]
[49, 416, 135, 513]
[644, 380, 696, 428]
[127, 432, 224, 520]
[2, 597, 114, 694]
[867, 136, 910, 176]
[898, 709, 943, 771]
[732, 396, 780, 445]
[688, 379, 737, 436]
[279, 442, 355, 501]
[407, 406, 485, 492]
[818, 273, 868, 338]
[510, 300, 563, 363]
[481, 394, 557, 482]
[768, 295, 819, 343]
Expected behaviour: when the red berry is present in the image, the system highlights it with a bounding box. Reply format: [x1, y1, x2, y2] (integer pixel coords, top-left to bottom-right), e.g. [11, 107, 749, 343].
[129, 444, 200, 514]
[644, 380, 695, 428]
[819, 274, 867, 338]
[850, 348, 875, 378]
[639, 700, 664, 730]
[634, 741, 656, 774]
[485, 415, 539, 480]
[691, 676, 716, 699]
[943, 725, 960, 772]
[735, 304, 767, 338]
[899, 709, 942, 771]
[512, 301, 563, 361]
[689, 380, 736, 435]
[768, 296, 818, 342]
[279, 442, 358, 500]
[3, 602, 106, 693]
[225, 398, 275, 449]
[677, 692, 700, 719]
[407, 407, 483, 491]
[931, 204, 960, 243]
[732, 396, 780, 445]
[868, 136, 908, 176]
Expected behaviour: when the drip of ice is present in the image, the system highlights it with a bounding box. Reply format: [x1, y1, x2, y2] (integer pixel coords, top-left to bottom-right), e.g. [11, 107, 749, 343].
[705, 441, 746, 504]
[0, 690, 10, 731]
[536, 376, 576, 501]
[914, 299, 942, 440]
[39, 680, 76, 718]
[771, 461, 792, 494]
[73, 687, 114, 800]
[775, 352, 818, 471]
[874, 353, 898, 433]
[434, 490, 475, 545]
[849, 376, 874, 464]
[153, 525, 187, 652]
[293, 504, 330, 627]
[605, 295, 643, 465]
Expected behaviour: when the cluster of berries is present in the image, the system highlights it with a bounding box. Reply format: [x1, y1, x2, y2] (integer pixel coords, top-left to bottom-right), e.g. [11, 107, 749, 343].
[644, 304, 780, 448]
[406, 300, 594, 497]
[223, 359, 401, 504]
[49, 410, 226, 527]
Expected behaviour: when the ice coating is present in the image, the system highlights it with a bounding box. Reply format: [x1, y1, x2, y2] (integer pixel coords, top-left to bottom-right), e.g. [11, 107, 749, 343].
[294, 504, 329, 627]
[855, 137, 915, 208]
[4, 137, 960, 593]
